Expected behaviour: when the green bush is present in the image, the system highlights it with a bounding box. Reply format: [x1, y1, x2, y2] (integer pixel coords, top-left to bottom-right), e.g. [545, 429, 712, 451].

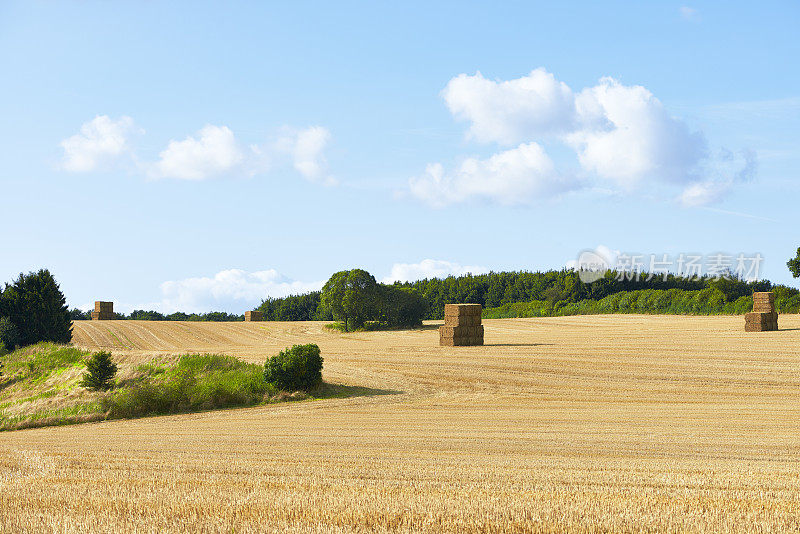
[264, 344, 323, 391]
[80, 351, 118, 391]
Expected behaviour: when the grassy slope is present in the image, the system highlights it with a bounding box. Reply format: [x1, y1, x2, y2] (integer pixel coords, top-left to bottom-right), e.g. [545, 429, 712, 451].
[0, 343, 326, 431]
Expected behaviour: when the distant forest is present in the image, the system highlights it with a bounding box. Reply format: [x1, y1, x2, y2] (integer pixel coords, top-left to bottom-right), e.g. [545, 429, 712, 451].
[257, 270, 799, 321]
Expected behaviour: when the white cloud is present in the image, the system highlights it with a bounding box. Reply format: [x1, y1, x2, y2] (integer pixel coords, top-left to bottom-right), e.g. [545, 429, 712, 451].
[568, 77, 707, 188]
[442, 68, 576, 144]
[565, 245, 619, 271]
[60, 118, 334, 184]
[409, 142, 578, 206]
[678, 148, 757, 207]
[414, 68, 753, 207]
[382, 259, 489, 283]
[273, 126, 335, 184]
[60, 115, 139, 172]
[158, 269, 324, 314]
[153, 125, 243, 180]
[679, 181, 729, 207]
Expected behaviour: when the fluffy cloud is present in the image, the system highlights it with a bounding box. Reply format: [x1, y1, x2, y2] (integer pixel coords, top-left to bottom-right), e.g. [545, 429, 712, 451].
[409, 142, 577, 206]
[60, 115, 139, 172]
[413, 68, 753, 207]
[60, 119, 333, 183]
[159, 269, 324, 313]
[153, 125, 243, 180]
[568, 77, 708, 188]
[276, 126, 335, 184]
[382, 259, 489, 283]
[443, 68, 576, 144]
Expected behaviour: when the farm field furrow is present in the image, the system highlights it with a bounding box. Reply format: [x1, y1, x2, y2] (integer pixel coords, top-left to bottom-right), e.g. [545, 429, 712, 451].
[2, 315, 800, 532]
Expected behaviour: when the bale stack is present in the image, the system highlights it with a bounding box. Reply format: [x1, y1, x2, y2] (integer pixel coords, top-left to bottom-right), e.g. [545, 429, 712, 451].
[745, 292, 778, 332]
[244, 311, 263, 322]
[91, 301, 114, 321]
[439, 304, 484, 346]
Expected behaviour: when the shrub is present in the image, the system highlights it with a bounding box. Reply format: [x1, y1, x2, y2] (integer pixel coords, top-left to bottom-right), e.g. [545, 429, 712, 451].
[80, 351, 118, 391]
[264, 344, 323, 391]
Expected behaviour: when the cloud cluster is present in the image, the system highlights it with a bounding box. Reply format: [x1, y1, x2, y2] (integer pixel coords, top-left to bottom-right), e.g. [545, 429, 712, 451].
[60, 115, 141, 172]
[411, 68, 754, 207]
[409, 142, 576, 207]
[60, 116, 333, 183]
[154, 125, 243, 180]
[158, 269, 324, 314]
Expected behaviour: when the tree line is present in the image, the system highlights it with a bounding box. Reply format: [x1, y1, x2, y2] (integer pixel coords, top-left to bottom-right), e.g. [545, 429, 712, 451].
[70, 309, 244, 322]
[256, 267, 796, 322]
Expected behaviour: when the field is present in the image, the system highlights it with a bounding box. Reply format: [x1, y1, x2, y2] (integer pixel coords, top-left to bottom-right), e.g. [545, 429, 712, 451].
[2, 315, 800, 532]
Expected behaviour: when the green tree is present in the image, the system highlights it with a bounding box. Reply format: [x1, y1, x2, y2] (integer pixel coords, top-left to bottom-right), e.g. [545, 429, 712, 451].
[80, 351, 118, 391]
[0, 269, 72, 347]
[264, 344, 323, 391]
[789, 247, 800, 278]
[379, 285, 426, 327]
[320, 269, 379, 331]
[0, 316, 20, 353]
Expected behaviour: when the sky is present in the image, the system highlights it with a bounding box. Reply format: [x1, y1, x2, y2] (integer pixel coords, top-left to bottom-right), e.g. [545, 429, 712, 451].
[1, 1, 798, 313]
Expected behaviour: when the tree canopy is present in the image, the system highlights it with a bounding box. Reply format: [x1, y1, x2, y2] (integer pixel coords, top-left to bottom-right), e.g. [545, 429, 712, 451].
[788, 248, 800, 278]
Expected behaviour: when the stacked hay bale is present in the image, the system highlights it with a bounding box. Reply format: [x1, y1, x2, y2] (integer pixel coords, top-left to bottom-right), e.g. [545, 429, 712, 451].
[244, 311, 263, 322]
[745, 292, 778, 332]
[439, 304, 484, 346]
[91, 301, 114, 321]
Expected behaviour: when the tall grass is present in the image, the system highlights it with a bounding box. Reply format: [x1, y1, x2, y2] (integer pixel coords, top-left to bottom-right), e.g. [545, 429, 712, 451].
[102, 354, 275, 419]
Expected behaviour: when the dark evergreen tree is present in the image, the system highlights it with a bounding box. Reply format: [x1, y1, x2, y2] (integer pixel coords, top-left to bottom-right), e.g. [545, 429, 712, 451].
[80, 351, 117, 390]
[0, 269, 72, 346]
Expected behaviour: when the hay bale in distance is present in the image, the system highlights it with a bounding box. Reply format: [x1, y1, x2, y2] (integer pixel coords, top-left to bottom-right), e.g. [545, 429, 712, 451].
[244, 311, 263, 322]
[92, 301, 114, 320]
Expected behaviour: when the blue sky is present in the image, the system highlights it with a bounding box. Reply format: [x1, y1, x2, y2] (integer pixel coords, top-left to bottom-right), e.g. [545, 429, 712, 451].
[1, 1, 798, 313]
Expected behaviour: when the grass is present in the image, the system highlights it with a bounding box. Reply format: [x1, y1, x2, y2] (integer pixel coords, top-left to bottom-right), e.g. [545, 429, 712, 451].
[102, 354, 276, 419]
[0, 343, 349, 431]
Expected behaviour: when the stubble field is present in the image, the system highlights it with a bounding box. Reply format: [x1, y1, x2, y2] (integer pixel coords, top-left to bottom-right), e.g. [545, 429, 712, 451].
[2, 315, 800, 532]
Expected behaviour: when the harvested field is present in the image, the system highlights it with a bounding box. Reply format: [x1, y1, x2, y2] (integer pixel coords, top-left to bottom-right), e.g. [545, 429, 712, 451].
[3, 315, 800, 532]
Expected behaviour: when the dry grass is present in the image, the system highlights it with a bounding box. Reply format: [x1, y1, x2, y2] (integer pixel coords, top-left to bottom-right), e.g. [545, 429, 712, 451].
[2, 315, 800, 532]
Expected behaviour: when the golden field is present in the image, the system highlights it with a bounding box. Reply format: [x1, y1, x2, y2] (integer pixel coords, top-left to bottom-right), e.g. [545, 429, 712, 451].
[2, 315, 800, 532]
